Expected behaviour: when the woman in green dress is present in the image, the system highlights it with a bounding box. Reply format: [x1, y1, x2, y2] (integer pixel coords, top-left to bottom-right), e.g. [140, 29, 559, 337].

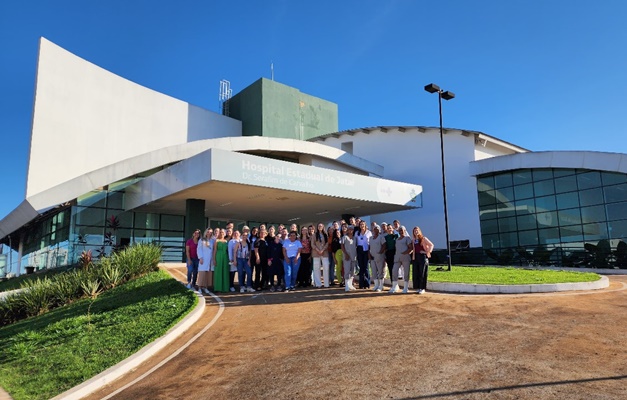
[212, 228, 230, 292]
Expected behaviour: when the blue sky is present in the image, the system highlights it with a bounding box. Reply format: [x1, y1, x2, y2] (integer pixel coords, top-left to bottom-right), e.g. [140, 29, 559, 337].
[1, 0, 626, 219]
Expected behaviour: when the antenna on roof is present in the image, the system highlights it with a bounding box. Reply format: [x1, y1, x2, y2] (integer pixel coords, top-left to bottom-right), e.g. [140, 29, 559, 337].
[271, 61, 274, 81]
[219, 79, 232, 116]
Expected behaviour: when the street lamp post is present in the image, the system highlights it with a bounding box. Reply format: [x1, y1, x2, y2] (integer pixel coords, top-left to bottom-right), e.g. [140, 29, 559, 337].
[424, 83, 455, 271]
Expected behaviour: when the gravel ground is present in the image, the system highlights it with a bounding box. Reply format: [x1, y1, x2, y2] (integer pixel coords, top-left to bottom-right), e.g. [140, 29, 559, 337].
[86, 271, 627, 400]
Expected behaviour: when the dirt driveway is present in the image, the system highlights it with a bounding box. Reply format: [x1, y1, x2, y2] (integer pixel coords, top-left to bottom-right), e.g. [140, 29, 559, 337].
[86, 270, 627, 400]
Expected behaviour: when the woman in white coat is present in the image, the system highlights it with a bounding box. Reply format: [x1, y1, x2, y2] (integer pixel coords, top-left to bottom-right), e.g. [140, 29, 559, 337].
[197, 228, 215, 294]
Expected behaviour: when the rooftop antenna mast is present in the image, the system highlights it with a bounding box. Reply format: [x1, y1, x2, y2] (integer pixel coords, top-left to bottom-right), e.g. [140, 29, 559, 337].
[271, 61, 274, 81]
[219, 79, 232, 116]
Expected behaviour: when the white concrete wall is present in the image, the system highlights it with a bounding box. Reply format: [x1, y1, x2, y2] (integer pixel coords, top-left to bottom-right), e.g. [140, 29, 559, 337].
[26, 38, 241, 198]
[475, 141, 519, 160]
[314, 127, 485, 247]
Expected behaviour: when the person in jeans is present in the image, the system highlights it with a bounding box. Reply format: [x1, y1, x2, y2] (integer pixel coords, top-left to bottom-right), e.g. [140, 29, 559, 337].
[185, 229, 201, 290]
[354, 220, 372, 289]
[412, 226, 434, 294]
[234, 229, 255, 293]
[283, 230, 302, 291]
[227, 230, 240, 292]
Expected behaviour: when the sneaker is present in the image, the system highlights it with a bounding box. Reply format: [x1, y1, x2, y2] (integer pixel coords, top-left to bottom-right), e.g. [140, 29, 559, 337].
[247, 287, 255, 293]
[240, 287, 245, 293]
[229, 287, 236, 292]
[419, 289, 426, 294]
[277, 286, 284, 292]
[186, 283, 192, 289]
[270, 286, 276, 292]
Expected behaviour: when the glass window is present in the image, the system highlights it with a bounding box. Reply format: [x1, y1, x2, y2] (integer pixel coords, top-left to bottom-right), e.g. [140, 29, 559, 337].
[559, 225, 583, 243]
[580, 205, 606, 224]
[497, 205, 516, 218]
[577, 171, 601, 190]
[512, 170, 532, 185]
[601, 172, 627, 186]
[514, 183, 534, 200]
[498, 216, 518, 233]
[481, 219, 499, 234]
[77, 190, 107, 207]
[579, 188, 604, 207]
[604, 183, 627, 203]
[518, 230, 539, 246]
[161, 215, 184, 231]
[480, 207, 498, 221]
[478, 190, 496, 206]
[500, 232, 518, 248]
[477, 176, 495, 191]
[538, 227, 560, 245]
[532, 169, 553, 181]
[607, 202, 627, 221]
[514, 198, 535, 215]
[132, 229, 160, 241]
[73, 206, 105, 227]
[107, 192, 125, 209]
[494, 173, 513, 188]
[554, 175, 578, 194]
[608, 220, 627, 240]
[536, 211, 558, 228]
[517, 214, 537, 231]
[556, 192, 580, 210]
[553, 169, 576, 178]
[534, 180, 555, 197]
[558, 209, 582, 226]
[535, 195, 556, 212]
[134, 213, 160, 230]
[495, 187, 514, 205]
[481, 234, 501, 249]
[582, 223, 609, 241]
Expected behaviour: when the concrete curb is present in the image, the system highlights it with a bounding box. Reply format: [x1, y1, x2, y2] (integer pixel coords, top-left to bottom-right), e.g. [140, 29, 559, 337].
[50, 287, 206, 400]
[427, 275, 610, 294]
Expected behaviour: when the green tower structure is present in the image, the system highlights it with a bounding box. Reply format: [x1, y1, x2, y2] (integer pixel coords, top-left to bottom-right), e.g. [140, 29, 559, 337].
[227, 78, 338, 140]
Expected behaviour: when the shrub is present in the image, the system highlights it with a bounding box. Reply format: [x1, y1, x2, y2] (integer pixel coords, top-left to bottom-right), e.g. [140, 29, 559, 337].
[113, 243, 161, 279]
[78, 250, 93, 270]
[94, 258, 125, 290]
[0, 243, 162, 327]
[50, 270, 84, 307]
[18, 278, 55, 317]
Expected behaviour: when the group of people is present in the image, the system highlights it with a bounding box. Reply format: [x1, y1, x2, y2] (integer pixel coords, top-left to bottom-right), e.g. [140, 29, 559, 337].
[184, 217, 434, 295]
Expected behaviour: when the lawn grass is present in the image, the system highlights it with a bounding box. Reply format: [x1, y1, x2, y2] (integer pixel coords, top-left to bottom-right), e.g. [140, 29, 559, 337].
[427, 265, 600, 285]
[0, 269, 197, 400]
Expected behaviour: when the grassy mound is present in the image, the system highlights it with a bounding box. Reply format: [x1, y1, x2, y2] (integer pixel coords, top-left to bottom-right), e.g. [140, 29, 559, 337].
[0, 269, 197, 400]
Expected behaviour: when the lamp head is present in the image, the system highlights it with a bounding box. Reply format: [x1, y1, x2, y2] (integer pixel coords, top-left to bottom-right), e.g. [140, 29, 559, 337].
[424, 83, 440, 94]
[441, 91, 455, 100]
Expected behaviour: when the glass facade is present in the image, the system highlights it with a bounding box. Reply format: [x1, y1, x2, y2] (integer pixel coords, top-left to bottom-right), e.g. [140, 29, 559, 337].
[478, 168, 627, 260]
[1, 177, 288, 275]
